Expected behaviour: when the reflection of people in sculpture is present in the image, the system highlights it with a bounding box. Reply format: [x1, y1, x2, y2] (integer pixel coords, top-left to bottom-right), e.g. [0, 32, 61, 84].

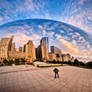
[53, 68, 59, 78]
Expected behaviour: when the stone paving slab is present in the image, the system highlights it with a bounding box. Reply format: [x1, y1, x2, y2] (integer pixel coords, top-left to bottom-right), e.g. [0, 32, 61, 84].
[0, 65, 92, 92]
[0, 65, 38, 74]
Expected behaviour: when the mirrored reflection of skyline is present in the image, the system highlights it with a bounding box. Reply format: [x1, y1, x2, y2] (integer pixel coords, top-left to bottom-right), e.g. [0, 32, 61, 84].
[0, 0, 92, 57]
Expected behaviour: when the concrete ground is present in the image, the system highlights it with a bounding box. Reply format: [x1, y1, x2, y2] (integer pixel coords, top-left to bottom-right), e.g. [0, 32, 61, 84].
[0, 65, 92, 92]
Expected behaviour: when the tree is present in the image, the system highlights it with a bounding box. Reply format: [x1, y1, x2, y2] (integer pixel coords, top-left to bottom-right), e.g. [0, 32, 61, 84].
[14, 58, 20, 65]
[52, 60, 56, 64]
[79, 61, 85, 66]
[73, 59, 79, 66]
[68, 61, 73, 65]
[86, 62, 92, 68]
[20, 58, 26, 64]
[8, 59, 14, 65]
[3, 59, 9, 65]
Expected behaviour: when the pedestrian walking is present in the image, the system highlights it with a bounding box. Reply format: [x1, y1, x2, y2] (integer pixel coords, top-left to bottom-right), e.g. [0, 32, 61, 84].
[53, 68, 59, 78]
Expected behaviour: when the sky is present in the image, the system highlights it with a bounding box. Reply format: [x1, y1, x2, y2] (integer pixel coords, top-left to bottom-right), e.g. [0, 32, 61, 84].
[0, 0, 92, 34]
[0, 0, 92, 57]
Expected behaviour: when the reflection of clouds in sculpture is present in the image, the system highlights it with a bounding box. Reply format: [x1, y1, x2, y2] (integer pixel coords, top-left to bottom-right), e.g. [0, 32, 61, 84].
[0, 19, 92, 56]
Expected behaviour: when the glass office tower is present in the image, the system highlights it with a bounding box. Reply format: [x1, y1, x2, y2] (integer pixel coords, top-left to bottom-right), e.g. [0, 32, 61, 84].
[42, 37, 49, 51]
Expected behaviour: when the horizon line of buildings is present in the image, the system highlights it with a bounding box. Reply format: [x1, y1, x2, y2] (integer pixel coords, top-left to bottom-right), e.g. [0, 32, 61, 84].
[0, 36, 74, 63]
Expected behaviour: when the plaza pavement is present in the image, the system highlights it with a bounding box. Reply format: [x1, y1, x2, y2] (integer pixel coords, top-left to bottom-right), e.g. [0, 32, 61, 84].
[0, 65, 92, 92]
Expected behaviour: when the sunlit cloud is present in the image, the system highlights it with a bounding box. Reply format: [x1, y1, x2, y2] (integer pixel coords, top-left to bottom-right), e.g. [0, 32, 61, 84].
[60, 40, 79, 55]
[33, 34, 41, 39]
[88, 17, 92, 20]
[48, 32, 55, 37]
[55, 34, 79, 55]
[3, 31, 41, 47]
[55, 33, 92, 56]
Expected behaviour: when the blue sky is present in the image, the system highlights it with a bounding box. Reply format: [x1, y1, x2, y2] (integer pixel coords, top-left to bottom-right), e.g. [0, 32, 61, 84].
[0, 0, 92, 34]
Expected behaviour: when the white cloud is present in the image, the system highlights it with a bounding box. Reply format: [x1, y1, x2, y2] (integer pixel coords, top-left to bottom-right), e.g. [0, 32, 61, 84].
[78, 36, 84, 41]
[60, 30, 65, 33]
[79, 0, 86, 4]
[74, 32, 80, 36]
[55, 33, 92, 56]
[48, 32, 54, 37]
[68, 32, 73, 36]
[38, 25, 43, 30]
[68, 28, 73, 32]
[47, 26, 55, 30]
[9, 33, 32, 46]
[33, 34, 40, 39]
[87, 43, 90, 48]
[72, 9, 78, 14]
[55, 33, 70, 41]
[0, 16, 3, 21]
[43, 30, 47, 35]
[59, 38, 79, 55]
[29, 29, 33, 33]
[55, 34, 62, 39]
[88, 17, 92, 20]
[24, 0, 35, 11]
[45, 13, 52, 19]
[4, 32, 41, 47]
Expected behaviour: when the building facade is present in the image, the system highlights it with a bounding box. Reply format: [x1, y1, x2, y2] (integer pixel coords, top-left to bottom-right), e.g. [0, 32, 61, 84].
[41, 39, 48, 60]
[9, 51, 25, 59]
[11, 43, 16, 52]
[0, 36, 13, 58]
[25, 40, 36, 62]
[42, 37, 49, 51]
[62, 54, 71, 62]
[71, 56, 74, 62]
[51, 46, 61, 55]
[0, 36, 73, 63]
[19, 47, 23, 52]
[36, 38, 48, 60]
[51, 46, 62, 61]
[48, 53, 56, 61]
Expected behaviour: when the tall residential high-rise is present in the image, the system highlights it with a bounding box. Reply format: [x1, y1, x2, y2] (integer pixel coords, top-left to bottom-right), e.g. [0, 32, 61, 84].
[41, 37, 49, 52]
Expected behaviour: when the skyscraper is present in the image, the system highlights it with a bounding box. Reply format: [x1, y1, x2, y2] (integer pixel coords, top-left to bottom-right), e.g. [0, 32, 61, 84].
[25, 40, 36, 62]
[51, 46, 61, 55]
[19, 47, 23, 52]
[40, 39, 48, 60]
[36, 38, 48, 60]
[0, 36, 13, 58]
[41, 37, 49, 52]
